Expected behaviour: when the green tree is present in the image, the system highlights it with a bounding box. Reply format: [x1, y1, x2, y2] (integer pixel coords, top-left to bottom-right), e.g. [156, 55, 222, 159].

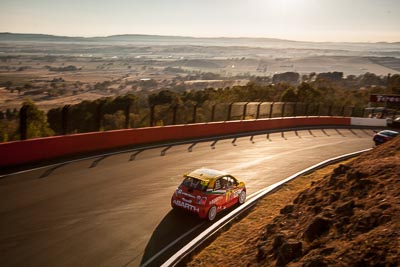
[0, 119, 18, 142]
[148, 90, 182, 106]
[358, 72, 383, 87]
[317, 72, 343, 82]
[103, 110, 126, 130]
[272, 72, 300, 85]
[388, 74, 400, 94]
[22, 99, 54, 139]
[281, 87, 298, 102]
[5, 109, 13, 120]
[24, 83, 33, 90]
[297, 82, 320, 103]
[5, 81, 13, 89]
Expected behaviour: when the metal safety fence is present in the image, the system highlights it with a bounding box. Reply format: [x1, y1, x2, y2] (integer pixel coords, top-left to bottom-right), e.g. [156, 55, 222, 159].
[1, 102, 371, 141]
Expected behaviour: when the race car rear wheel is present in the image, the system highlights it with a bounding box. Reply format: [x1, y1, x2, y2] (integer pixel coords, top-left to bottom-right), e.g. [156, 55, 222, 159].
[207, 206, 217, 221]
[238, 190, 246, 205]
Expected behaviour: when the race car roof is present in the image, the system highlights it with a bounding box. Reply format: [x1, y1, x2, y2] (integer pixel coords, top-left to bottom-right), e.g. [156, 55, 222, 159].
[185, 168, 228, 182]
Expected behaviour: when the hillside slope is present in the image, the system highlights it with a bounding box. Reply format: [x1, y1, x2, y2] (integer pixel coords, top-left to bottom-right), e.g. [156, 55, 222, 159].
[188, 137, 400, 266]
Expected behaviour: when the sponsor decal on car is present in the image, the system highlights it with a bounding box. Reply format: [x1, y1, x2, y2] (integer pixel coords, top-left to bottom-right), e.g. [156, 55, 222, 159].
[226, 190, 232, 202]
[176, 189, 195, 198]
[173, 199, 200, 213]
[209, 196, 224, 205]
[210, 189, 226, 195]
[233, 188, 243, 197]
[182, 197, 192, 203]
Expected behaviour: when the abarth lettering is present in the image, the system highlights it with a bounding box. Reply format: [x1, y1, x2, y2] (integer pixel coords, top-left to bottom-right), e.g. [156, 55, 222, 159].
[173, 200, 200, 213]
[182, 197, 192, 203]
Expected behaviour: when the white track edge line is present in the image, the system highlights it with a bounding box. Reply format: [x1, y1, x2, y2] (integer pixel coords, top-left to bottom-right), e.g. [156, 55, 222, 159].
[139, 223, 205, 267]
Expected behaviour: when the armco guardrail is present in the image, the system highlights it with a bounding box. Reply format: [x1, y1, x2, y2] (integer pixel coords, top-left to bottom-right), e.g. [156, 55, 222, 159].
[350, 117, 387, 127]
[0, 116, 384, 168]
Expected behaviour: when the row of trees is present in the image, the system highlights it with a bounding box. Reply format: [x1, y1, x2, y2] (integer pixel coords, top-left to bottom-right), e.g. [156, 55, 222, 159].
[271, 72, 400, 91]
[1, 76, 399, 142]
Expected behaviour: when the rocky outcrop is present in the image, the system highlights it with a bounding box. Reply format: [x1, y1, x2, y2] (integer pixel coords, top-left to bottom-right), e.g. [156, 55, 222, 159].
[255, 137, 400, 266]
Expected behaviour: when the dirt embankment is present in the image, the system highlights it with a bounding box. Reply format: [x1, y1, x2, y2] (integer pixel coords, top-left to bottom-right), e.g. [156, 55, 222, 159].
[188, 137, 400, 266]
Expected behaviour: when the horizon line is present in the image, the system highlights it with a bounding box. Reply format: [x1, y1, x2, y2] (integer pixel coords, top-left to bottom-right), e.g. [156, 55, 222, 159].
[1, 31, 399, 45]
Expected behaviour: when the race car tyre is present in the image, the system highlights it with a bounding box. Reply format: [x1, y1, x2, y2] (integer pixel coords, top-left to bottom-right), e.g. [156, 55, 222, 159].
[207, 206, 217, 221]
[238, 190, 246, 205]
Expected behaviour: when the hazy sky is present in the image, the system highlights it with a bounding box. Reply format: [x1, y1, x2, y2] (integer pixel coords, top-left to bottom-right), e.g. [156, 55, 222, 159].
[1, 0, 399, 42]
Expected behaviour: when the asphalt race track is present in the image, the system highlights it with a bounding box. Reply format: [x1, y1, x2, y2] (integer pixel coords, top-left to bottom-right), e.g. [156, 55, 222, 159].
[0, 128, 377, 267]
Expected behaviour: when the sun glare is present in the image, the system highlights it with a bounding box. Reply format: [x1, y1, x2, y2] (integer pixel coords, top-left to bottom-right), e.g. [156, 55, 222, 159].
[267, 0, 309, 12]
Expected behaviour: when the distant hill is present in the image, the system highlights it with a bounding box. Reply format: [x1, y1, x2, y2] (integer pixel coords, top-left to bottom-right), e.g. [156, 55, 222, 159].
[0, 32, 87, 42]
[0, 32, 296, 45]
[0, 32, 399, 51]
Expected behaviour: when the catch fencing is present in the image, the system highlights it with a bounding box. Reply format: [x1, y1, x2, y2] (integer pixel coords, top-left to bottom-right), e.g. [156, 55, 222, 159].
[9, 102, 367, 141]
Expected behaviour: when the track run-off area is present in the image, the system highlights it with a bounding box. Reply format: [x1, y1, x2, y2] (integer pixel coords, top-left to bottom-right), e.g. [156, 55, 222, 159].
[0, 127, 378, 267]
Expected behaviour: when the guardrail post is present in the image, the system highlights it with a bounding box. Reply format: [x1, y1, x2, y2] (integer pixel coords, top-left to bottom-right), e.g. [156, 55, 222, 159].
[150, 105, 155, 126]
[305, 103, 309, 116]
[256, 102, 262, 119]
[281, 102, 286, 117]
[125, 104, 131, 128]
[19, 104, 28, 140]
[350, 107, 355, 117]
[192, 104, 198, 123]
[172, 105, 178, 125]
[62, 105, 70, 135]
[242, 102, 249, 120]
[269, 102, 274, 118]
[96, 102, 103, 131]
[328, 105, 332, 116]
[211, 104, 216, 122]
[227, 103, 233, 121]
[341, 106, 345, 117]
[293, 102, 297, 117]
[316, 104, 320, 116]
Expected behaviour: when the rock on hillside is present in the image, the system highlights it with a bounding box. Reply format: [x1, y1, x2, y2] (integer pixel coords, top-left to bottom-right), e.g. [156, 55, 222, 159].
[255, 137, 400, 266]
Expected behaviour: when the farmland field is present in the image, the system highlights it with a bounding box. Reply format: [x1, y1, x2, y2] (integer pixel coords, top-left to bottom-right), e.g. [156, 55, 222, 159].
[1, 34, 399, 111]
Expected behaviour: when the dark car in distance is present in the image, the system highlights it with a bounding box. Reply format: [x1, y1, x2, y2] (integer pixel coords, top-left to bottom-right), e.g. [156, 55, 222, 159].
[373, 130, 399, 145]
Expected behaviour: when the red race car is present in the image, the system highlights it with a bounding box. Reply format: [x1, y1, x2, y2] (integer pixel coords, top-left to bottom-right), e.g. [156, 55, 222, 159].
[171, 168, 246, 221]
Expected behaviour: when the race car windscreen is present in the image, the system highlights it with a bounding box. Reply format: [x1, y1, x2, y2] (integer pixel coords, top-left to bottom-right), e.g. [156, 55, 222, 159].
[181, 176, 208, 191]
